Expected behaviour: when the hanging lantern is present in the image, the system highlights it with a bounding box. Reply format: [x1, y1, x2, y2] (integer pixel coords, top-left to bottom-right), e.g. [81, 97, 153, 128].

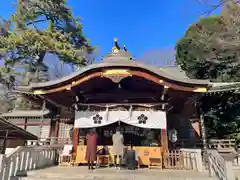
[75, 96, 79, 102]
[74, 104, 78, 110]
[69, 127, 74, 139]
[168, 128, 178, 143]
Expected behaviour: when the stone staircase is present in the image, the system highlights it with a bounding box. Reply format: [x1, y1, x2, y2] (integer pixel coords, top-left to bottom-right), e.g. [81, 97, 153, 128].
[20, 167, 216, 180]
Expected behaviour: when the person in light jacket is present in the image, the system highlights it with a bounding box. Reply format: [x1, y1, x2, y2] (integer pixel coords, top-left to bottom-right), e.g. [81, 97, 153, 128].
[112, 127, 124, 170]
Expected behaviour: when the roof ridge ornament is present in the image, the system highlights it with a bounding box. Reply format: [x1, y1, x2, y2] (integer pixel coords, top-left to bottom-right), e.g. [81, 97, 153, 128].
[123, 45, 128, 52]
[112, 38, 121, 53]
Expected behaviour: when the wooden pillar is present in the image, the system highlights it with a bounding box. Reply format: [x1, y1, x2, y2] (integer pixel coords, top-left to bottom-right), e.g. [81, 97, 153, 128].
[199, 110, 207, 151]
[73, 128, 79, 153]
[199, 107, 208, 166]
[161, 86, 169, 152]
[54, 120, 59, 144]
[1, 130, 8, 154]
[48, 120, 53, 140]
[24, 118, 27, 130]
[161, 129, 168, 152]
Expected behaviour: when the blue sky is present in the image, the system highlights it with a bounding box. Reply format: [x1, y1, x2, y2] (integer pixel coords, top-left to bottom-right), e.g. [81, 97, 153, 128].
[1, 0, 219, 61]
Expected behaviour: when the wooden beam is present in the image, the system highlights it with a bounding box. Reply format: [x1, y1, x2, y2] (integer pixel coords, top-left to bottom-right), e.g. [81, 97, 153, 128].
[24, 118, 27, 130]
[161, 129, 168, 152]
[1, 130, 8, 154]
[73, 128, 79, 153]
[83, 92, 159, 99]
[199, 107, 208, 166]
[0, 129, 26, 132]
[161, 86, 169, 152]
[38, 94, 70, 109]
[49, 119, 53, 140]
[54, 120, 59, 144]
[77, 102, 168, 108]
[0, 135, 25, 139]
[15, 122, 50, 126]
[130, 71, 207, 92]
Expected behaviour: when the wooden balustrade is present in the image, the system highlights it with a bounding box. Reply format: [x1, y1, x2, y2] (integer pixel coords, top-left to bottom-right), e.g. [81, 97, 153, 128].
[162, 149, 202, 172]
[208, 139, 236, 149]
[207, 149, 234, 180]
[173, 139, 238, 149]
[27, 138, 72, 146]
[0, 145, 63, 180]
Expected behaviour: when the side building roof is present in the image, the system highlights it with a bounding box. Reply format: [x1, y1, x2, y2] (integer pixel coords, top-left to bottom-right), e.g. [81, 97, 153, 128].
[0, 110, 51, 118]
[0, 117, 38, 140]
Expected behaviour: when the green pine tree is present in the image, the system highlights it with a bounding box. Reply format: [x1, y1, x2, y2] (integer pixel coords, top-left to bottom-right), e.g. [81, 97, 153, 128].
[0, 0, 94, 110]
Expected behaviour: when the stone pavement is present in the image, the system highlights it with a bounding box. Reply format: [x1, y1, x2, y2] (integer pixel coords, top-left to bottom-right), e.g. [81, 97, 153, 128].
[21, 166, 217, 180]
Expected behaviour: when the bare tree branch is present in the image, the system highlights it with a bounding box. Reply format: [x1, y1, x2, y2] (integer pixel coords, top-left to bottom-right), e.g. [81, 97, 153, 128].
[197, 0, 238, 15]
[137, 47, 175, 66]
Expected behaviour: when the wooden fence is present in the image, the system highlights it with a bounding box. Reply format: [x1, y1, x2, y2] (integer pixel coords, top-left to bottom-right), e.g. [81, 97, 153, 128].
[27, 137, 72, 146]
[208, 139, 236, 149]
[163, 150, 198, 171]
[173, 139, 237, 149]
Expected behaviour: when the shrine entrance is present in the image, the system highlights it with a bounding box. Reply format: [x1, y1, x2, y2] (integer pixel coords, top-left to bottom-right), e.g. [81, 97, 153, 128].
[75, 116, 198, 170]
[74, 107, 166, 166]
[96, 122, 160, 147]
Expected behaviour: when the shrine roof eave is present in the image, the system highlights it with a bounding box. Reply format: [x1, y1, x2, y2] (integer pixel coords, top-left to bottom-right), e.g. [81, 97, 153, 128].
[14, 62, 210, 91]
[0, 117, 38, 140]
[207, 82, 240, 93]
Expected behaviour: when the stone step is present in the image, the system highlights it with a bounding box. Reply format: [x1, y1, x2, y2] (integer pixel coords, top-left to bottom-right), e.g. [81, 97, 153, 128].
[21, 176, 217, 180]
[18, 167, 216, 180]
[20, 178, 216, 180]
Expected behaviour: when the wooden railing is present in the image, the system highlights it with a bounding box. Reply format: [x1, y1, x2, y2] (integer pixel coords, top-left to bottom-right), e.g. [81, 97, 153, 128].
[27, 138, 72, 146]
[163, 150, 197, 170]
[0, 145, 63, 180]
[163, 149, 203, 172]
[207, 149, 234, 180]
[173, 139, 237, 149]
[208, 139, 236, 149]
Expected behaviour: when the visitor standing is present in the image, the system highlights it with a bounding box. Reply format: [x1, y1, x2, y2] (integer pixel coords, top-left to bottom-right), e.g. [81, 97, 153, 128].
[112, 127, 124, 170]
[85, 128, 97, 170]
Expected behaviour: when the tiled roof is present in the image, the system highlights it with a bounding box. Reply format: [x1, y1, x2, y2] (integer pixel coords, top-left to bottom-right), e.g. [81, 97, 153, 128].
[1, 110, 50, 117]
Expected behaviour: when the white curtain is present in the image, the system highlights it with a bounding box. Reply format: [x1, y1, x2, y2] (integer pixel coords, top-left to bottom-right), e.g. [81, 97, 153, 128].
[123, 111, 166, 129]
[74, 110, 166, 129]
[74, 111, 117, 128]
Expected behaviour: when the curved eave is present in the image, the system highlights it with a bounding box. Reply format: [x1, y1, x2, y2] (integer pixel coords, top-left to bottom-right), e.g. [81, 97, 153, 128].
[207, 82, 240, 93]
[15, 62, 209, 94]
[31, 62, 210, 87]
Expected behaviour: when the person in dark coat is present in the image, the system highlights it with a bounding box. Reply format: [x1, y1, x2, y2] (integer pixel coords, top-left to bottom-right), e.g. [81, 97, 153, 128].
[85, 128, 97, 170]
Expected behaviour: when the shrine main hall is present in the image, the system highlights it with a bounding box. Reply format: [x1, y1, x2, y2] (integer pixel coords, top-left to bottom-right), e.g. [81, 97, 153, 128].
[6, 40, 238, 166]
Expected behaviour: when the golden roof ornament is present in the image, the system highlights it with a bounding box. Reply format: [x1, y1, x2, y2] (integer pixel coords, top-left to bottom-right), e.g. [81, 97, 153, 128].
[123, 45, 128, 52]
[112, 38, 121, 53]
